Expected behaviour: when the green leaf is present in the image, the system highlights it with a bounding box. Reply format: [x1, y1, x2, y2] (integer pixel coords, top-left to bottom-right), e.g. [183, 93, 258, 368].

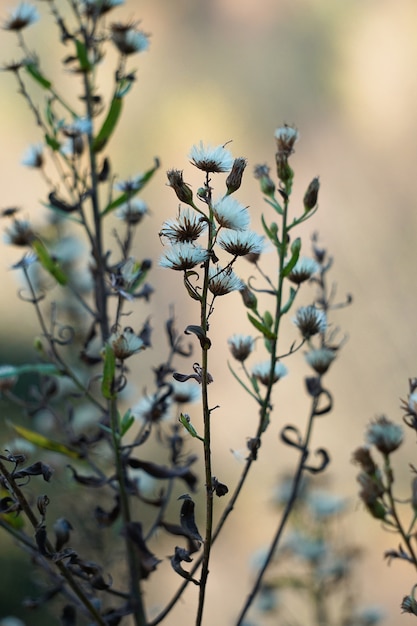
[101, 158, 160, 215]
[0, 363, 62, 379]
[247, 313, 276, 340]
[45, 134, 61, 151]
[280, 286, 298, 315]
[25, 62, 52, 89]
[263, 311, 274, 329]
[75, 38, 92, 73]
[282, 237, 301, 277]
[120, 409, 135, 437]
[227, 362, 261, 404]
[10, 423, 81, 459]
[101, 344, 116, 400]
[92, 95, 123, 153]
[32, 239, 67, 286]
[179, 413, 204, 442]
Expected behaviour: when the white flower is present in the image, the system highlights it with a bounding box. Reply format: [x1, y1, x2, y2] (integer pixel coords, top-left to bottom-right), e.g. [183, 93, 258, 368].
[212, 196, 250, 231]
[288, 256, 319, 285]
[305, 347, 336, 375]
[64, 117, 92, 136]
[3, 219, 34, 246]
[282, 529, 326, 562]
[115, 199, 148, 224]
[218, 229, 264, 256]
[82, 0, 124, 16]
[107, 327, 145, 360]
[132, 394, 171, 424]
[115, 173, 145, 193]
[160, 208, 207, 243]
[228, 334, 254, 362]
[3, 2, 39, 30]
[293, 306, 327, 339]
[274, 124, 299, 157]
[366, 416, 403, 455]
[159, 242, 209, 271]
[189, 141, 234, 173]
[21, 143, 44, 168]
[171, 381, 201, 404]
[307, 489, 347, 518]
[208, 265, 243, 296]
[351, 606, 385, 625]
[252, 361, 288, 385]
[111, 23, 150, 55]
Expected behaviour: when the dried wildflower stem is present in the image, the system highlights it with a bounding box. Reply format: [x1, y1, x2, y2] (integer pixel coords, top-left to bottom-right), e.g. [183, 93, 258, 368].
[195, 198, 216, 626]
[109, 396, 147, 625]
[0, 460, 107, 625]
[384, 456, 417, 567]
[236, 394, 319, 625]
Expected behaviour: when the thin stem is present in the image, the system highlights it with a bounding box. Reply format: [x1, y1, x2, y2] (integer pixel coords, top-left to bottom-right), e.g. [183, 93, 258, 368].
[235, 395, 319, 625]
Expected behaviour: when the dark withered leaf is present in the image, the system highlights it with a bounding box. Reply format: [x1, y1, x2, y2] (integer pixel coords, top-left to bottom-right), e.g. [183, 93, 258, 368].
[179, 495, 203, 543]
[124, 522, 161, 579]
[36, 524, 53, 557]
[98, 157, 110, 182]
[67, 465, 109, 487]
[213, 477, 229, 497]
[170, 546, 199, 585]
[159, 520, 201, 554]
[127, 457, 198, 491]
[246, 437, 261, 460]
[48, 191, 80, 213]
[139, 317, 152, 347]
[305, 376, 322, 398]
[37, 494, 50, 517]
[14, 461, 53, 482]
[68, 555, 111, 589]
[94, 496, 120, 527]
[184, 325, 211, 350]
[303, 448, 330, 474]
[0, 496, 20, 513]
[61, 605, 76, 626]
[280, 425, 304, 450]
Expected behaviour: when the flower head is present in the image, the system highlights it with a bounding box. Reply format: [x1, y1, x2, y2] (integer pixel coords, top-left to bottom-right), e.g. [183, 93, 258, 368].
[21, 144, 44, 169]
[166, 169, 194, 205]
[110, 22, 150, 55]
[171, 381, 201, 405]
[115, 173, 145, 194]
[208, 265, 243, 296]
[115, 199, 148, 225]
[160, 208, 207, 243]
[107, 327, 145, 360]
[252, 361, 288, 386]
[274, 124, 299, 158]
[82, 0, 124, 18]
[305, 347, 336, 375]
[293, 306, 327, 339]
[288, 257, 319, 285]
[212, 196, 250, 231]
[189, 141, 234, 173]
[4, 219, 35, 246]
[3, 3, 39, 31]
[228, 334, 254, 362]
[226, 157, 247, 194]
[218, 229, 264, 257]
[132, 393, 171, 424]
[366, 416, 403, 455]
[159, 242, 209, 271]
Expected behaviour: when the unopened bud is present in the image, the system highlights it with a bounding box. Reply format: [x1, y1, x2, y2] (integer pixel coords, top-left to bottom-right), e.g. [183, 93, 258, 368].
[254, 164, 275, 197]
[226, 157, 247, 194]
[275, 154, 293, 184]
[303, 177, 320, 211]
[167, 169, 194, 206]
[240, 284, 258, 311]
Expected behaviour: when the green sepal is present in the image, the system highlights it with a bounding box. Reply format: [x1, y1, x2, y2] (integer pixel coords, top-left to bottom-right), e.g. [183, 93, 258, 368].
[183, 271, 202, 301]
[10, 423, 81, 459]
[92, 95, 123, 153]
[32, 239, 68, 286]
[101, 344, 116, 400]
[101, 158, 160, 215]
[281, 237, 301, 277]
[25, 62, 52, 89]
[179, 413, 204, 443]
[247, 313, 276, 340]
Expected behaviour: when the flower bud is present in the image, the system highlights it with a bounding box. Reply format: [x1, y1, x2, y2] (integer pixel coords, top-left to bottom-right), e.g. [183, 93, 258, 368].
[166, 169, 194, 206]
[254, 164, 276, 197]
[303, 177, 320, 211]
[226, 157, 247, 194]
[275, 154, 293, 185]
[240, 284, 258, 311]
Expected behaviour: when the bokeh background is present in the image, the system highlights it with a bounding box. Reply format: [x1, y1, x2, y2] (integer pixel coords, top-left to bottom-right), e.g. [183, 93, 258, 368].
[1, 0, 417, 624]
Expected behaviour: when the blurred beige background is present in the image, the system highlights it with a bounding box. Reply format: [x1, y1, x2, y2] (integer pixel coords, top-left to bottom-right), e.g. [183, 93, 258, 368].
[1, 0, 417, 624]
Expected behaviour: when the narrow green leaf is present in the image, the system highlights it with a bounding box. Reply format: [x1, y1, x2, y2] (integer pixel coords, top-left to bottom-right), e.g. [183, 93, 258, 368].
[45, 134, 61, 151]
[101, 158, 160, 215]
[10, 424, 81, 459]
[120, 410, 135, 437]
[281, 286, 298, 315]
[101, 344, 116, 400]
[32, 239, 68, 286]
[247, 313, 276, 340]
[25, 62, 52, 89]
[179, 414, 204, 443]
[93, 95, 123, 153]
[227, 362, 261, 404]
[282, 237, 301, 277]
[75, 38, 92, 72]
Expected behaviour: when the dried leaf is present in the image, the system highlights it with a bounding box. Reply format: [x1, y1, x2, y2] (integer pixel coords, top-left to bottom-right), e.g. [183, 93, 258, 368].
[127, 457, 198, 491]
[124, 522, 161, 579]
[170, 546, 199, 585]
[14, 461, 53, 483]
[179, 495, 203, 543]
[67, 466, 109, 487]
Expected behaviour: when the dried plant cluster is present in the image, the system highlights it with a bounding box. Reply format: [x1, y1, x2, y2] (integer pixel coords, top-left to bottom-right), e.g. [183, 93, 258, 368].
[0, 2, 386, 626]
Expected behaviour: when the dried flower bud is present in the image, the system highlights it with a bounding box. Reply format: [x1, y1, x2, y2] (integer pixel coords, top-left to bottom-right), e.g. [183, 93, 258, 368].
[167, 169, 194, 206]
[357, 472, 386, 520]
[275, 124, 299, 158]
[366, 416, 403, 455]
[352, 446, 378, 476]
[240, 284, 258, 311]
[304, 177, 320, 211]
[226, 157, 247, 194]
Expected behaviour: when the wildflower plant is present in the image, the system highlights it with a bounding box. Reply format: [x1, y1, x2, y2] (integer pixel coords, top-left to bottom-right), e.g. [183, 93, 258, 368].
[0, 1, 358, 625]
[353, 381, 417, 618]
